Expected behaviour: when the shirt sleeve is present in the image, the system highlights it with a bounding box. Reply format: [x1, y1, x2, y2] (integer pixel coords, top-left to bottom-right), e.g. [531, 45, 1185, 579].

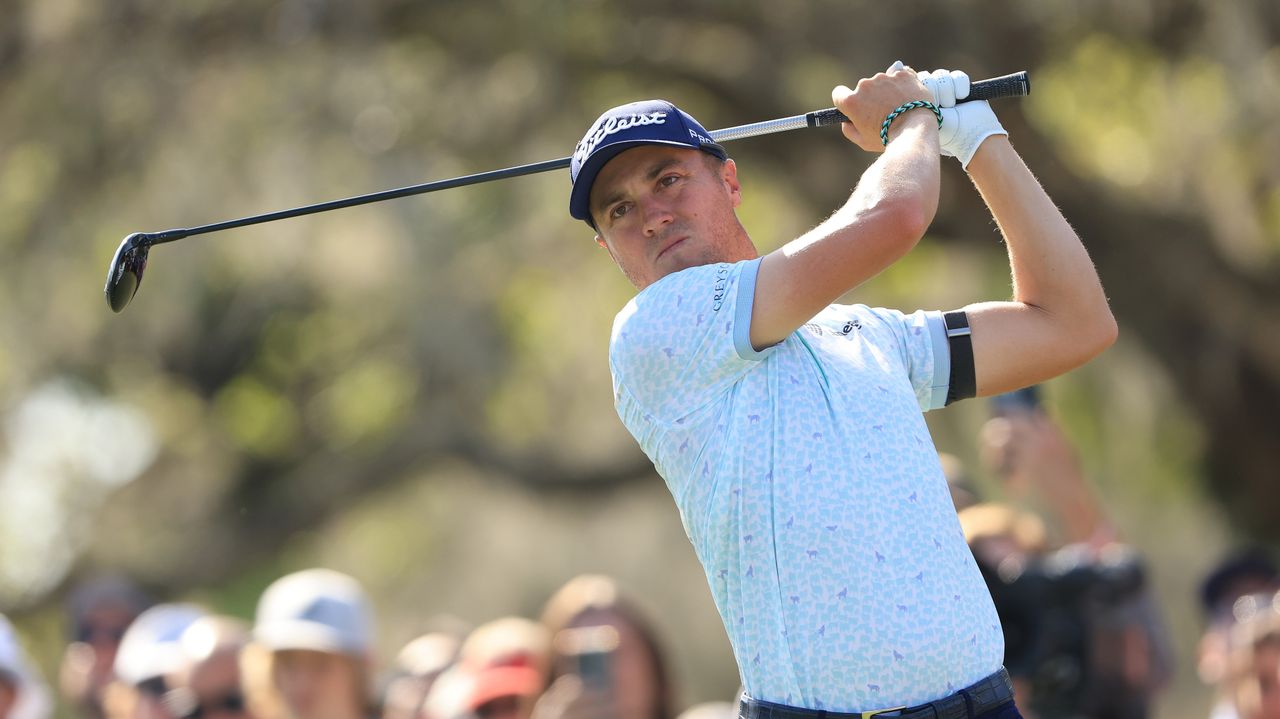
[862, 307, 951, 411]
[609, 259, 771, 428]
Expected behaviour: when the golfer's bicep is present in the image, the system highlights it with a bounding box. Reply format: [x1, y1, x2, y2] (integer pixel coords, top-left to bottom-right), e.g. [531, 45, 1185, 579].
[965, 301, 1102, 396]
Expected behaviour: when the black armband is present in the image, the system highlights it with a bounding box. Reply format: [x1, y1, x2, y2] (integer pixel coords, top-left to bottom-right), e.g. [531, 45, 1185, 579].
[944, 310, 975, 405]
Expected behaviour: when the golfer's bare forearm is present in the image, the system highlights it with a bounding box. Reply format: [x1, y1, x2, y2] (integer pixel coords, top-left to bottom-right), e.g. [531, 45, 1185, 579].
[751, 114, 940, 349]
[963, 137, 1117, 394]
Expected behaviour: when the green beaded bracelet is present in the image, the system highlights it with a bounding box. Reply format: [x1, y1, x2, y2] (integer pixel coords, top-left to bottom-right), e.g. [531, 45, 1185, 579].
[880, 100, 943, 146]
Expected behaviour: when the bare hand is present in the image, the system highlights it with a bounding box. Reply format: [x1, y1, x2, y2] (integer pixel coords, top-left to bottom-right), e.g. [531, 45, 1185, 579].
[979, 412, 1117, 546]
[833, 61, 932, 152]
[979, 411, 1077, 498]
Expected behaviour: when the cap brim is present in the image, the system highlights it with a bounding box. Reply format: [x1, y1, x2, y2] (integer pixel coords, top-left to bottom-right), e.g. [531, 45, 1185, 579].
[254, 621, 364, 656]
[568, 139, 725, 223]
[115, 646, 186, 685]
[467, 666, 544, 709]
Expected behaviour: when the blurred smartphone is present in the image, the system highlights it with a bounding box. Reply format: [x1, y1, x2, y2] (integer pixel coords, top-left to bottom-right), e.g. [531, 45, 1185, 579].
[990, 385, 1041, 416]
[555, 625, 619, 689]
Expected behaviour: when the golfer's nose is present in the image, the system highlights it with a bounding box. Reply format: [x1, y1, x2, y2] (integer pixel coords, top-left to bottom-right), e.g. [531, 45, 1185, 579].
[640, 198, 674, 236]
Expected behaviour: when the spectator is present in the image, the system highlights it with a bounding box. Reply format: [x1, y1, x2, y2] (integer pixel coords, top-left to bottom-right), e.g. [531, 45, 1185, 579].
[958, 502, 1048, 572]
[979, 404, 1114, 548]
[0, 614, 52, 719]
[1198, 549, 1280, 719]
[252, 569, 376, 719]
[164, 616, 254, 719]
[59, 575, 152, 719]
[104, 604, 208, 719]
[958, 501, 1050, 712]
[1221, 592, 1280, 719]
[971, 401, 1173, 719]
[239, 644, 284, 719]
[381, 632, 460, 719]
[423, 618, 547, 719]
[533, 575, 673, 719]
[938, 452, 979, 512]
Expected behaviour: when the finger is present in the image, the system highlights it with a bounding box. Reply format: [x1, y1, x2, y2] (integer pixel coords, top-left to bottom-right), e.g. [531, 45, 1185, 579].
[887, 59, 904, 73]
[832, 84, 853, 107]
[840, 122, 881, 154]
[950, 70, 971, 99]
[919, 74, 941, 108]
[930, 68, 957, 107]
[839, 120, 862, 146]
[980, 417, 1013, 449]
[1006, 415, 1037, 451]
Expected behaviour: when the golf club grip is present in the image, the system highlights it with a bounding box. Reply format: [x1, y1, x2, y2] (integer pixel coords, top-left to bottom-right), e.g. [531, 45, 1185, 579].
[968, 71, 1031, 101]
[807, 70, 1030, 128]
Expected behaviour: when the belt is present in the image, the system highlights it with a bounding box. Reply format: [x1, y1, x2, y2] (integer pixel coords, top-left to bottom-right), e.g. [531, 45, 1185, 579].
[738, 667, 1014, 719]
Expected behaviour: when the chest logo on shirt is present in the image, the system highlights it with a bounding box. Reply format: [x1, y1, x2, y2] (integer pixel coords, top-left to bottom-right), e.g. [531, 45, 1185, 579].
[804, 319, 862, 337]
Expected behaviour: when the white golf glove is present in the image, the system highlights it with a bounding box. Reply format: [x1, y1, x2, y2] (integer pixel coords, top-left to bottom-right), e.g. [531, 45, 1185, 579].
[917, 69, 970, 108]
[938, 101, 1007, 169]
[919, 68, 1007, 169]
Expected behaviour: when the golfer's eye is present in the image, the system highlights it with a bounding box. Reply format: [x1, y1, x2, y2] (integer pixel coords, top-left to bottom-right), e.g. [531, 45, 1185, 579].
[658, 174, 680, 188]
[609, 203, 631, 221]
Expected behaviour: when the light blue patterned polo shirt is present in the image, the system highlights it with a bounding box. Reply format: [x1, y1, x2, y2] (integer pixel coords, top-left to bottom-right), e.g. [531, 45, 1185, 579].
[608, 258, 1003, 711]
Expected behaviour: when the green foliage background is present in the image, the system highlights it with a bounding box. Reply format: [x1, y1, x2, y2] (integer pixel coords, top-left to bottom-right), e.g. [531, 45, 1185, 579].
[2, 1, 1278, 717]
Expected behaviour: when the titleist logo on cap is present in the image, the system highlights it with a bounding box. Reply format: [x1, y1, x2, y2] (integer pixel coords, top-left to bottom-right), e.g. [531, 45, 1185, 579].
[574, 111, 668, 165]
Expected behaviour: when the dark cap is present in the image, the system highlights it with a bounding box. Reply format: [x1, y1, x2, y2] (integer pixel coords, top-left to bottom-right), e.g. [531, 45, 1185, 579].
[569, 100, 726, 224]
[1200, 547, 1280, 618]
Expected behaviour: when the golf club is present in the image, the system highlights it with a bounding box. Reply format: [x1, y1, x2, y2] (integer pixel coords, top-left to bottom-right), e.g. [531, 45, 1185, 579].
[105, 70, 1030, 313]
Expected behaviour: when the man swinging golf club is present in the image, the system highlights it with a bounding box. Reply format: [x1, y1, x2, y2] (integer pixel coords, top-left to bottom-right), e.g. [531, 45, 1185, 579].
[568, 62, 1117, 719]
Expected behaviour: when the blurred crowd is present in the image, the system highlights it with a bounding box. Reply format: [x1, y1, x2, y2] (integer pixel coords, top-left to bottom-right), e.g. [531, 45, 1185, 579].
[3, 393, 1280, 719]
[3, 571, 712, 719]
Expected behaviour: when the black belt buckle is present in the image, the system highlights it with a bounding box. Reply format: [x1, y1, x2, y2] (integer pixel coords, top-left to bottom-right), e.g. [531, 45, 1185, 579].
[861, 707, 907, 719]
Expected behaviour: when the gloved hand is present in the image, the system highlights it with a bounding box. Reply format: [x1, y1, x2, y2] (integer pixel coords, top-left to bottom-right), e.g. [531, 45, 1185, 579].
[917, 69, 970, 108]
[918, 68, 1007, 169]
[938, 101, 1007, 169]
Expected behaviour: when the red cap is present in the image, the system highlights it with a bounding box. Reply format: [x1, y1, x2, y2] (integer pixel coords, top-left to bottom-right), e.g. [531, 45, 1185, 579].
[466, 665, 543, 709]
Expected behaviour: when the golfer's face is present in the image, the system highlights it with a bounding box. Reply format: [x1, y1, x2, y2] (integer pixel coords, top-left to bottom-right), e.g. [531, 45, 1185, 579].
[591, 146, 746, 289]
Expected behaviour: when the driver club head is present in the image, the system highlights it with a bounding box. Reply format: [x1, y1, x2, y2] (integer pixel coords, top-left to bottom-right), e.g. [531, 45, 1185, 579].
[104, 233, 152, 313]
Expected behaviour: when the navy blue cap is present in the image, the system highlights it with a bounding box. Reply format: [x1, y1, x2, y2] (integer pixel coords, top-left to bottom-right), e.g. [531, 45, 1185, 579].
[1200, 547, 1280, 617]
[569, 99, 726, 224]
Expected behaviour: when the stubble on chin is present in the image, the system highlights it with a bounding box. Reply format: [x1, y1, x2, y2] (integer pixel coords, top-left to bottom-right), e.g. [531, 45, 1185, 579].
[631, 241, 739, 290]
[614, 221, 752, 291]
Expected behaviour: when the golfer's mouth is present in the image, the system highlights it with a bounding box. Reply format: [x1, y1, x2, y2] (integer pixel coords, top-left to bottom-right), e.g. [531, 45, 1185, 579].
[656, 236, 687, 262]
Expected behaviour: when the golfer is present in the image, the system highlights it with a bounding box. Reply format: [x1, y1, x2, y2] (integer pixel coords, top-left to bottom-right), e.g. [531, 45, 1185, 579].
[567, 62, 1117, 719]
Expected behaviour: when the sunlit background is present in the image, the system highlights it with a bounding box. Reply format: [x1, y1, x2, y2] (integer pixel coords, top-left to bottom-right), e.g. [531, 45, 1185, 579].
[2, 1, 1279, 717]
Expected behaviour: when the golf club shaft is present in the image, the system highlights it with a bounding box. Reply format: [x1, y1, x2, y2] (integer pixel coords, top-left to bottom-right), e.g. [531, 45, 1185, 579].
[142, 156, 573, 245]
[142, 71, 1028, 245]
[710, 70, 1028, 143]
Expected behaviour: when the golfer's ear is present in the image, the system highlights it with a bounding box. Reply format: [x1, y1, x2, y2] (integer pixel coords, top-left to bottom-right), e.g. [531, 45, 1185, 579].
[723, 158, 742, 206]
[595, 234, 606, 248]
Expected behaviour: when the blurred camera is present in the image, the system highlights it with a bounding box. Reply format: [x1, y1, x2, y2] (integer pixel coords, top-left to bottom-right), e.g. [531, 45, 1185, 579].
[977, 543, 1148, 719]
